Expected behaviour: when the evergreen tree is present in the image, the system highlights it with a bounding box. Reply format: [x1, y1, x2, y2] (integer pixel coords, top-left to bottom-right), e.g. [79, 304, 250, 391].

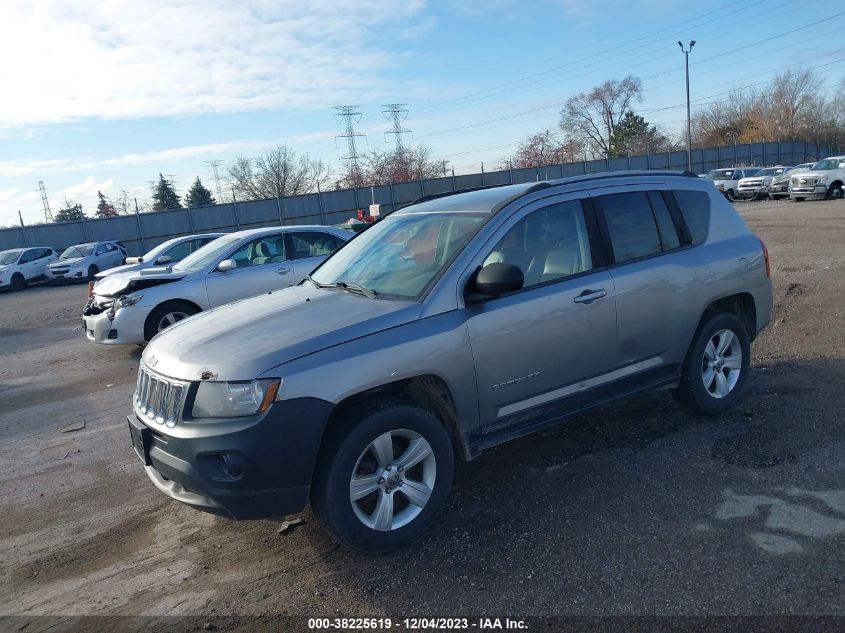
[95, 190, 119, 218]
[54, 199, 86, 223]
[608, 111, 668, 157]
[151, 173, 182, 211]
[185, 176, 216, 207]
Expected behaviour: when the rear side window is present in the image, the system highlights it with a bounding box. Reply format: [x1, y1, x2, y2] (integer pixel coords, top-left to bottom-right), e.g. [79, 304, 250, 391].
[672, 190, 710, 245]
[597, 192, 662, 263]
[647, 192, 680, 250]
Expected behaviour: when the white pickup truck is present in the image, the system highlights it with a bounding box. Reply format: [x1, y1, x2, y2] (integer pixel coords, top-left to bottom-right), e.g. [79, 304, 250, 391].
[789, 156, 845, 201]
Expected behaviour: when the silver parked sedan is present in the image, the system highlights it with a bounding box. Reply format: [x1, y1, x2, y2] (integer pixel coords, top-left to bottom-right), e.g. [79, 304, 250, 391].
[81, 225, 353, 344]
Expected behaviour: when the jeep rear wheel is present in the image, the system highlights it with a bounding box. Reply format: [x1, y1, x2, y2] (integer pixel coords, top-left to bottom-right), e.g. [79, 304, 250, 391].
[673, 312, 751, 415]
[311, 399, 454, 553]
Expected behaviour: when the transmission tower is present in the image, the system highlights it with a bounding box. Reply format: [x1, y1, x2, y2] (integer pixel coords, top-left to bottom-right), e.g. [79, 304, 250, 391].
[382, 104, 411, 155]
[334, 105, 366, 185]
[38, 181, 53, 222]
[204, 160, 225, 203]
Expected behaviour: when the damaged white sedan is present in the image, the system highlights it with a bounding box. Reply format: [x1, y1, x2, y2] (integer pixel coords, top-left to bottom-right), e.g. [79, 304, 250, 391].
[81, 225, 352, 344]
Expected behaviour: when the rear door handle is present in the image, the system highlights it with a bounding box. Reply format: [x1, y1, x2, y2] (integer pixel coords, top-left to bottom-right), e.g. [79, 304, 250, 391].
[276, 268, 290, 275]
[573, 289, 607, 304]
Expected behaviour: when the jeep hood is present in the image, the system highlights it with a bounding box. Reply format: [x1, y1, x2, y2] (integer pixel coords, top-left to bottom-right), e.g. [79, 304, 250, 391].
[94, 267, 187, 297]
[144, 285, 421, 381]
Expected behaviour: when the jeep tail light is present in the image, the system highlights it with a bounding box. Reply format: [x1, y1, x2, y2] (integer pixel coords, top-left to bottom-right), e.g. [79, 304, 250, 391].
[758, 237, 770, 277]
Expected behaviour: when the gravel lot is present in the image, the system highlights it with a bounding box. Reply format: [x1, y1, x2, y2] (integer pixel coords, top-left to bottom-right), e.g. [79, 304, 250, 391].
[1, 198, 844, 621]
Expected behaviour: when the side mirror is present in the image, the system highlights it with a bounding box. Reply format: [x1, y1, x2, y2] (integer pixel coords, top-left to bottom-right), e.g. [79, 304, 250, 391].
[472, 262, 524, 298]
[217, 259, 237, 272]
[125, 256, 140, 265]
[155, 255, 171, 265]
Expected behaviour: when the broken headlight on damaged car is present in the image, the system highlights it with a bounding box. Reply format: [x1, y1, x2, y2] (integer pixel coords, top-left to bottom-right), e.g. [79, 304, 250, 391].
[191, 378, 281, 419]
[116, 293, 143, 308]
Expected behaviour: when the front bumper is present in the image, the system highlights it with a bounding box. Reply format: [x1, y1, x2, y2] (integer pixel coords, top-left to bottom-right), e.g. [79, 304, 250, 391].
[128, 397, 335, 520]
[81, 301, 149, 345]
[789, 185, 827, 200]
[735, 186, 767, 199]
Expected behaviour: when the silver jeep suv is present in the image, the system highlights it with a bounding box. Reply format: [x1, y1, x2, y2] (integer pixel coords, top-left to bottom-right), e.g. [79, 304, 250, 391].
[128, 171, 773, 552]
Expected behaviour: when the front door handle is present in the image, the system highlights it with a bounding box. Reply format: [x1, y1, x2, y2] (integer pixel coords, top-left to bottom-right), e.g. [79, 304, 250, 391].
[276, 268, 290, 275]
[573, 289, 607, 304]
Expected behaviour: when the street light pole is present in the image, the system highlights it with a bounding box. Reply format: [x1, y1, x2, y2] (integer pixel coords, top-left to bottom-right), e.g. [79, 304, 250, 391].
[678, 40, 696, 172]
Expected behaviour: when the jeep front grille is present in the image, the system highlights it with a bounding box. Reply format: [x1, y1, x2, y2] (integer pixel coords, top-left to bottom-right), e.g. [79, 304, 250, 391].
[134, 365, 187, 428]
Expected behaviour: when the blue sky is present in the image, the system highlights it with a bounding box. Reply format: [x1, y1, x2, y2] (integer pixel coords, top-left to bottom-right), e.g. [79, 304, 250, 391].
[1, 0, 843, 226]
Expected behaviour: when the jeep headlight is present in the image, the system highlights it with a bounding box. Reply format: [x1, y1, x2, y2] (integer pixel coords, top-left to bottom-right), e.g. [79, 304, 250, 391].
[117, 293, 143, 308]
[192, 378, 281, 418]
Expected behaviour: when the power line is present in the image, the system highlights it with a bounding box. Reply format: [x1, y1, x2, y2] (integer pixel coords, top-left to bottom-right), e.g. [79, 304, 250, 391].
[334, 105, 366, 185]
[382, 104, 411, 154]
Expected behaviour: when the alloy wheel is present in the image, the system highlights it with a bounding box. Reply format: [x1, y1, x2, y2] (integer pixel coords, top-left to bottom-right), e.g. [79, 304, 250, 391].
[349, 429, 436, 531]
[701, 328, 743, 398]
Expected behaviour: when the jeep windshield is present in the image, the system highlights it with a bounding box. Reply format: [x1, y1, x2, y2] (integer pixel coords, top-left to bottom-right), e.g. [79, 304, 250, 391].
[311, 212, 486, 300]
[60, 244, 94, 259]
[174, 235, 241, 272]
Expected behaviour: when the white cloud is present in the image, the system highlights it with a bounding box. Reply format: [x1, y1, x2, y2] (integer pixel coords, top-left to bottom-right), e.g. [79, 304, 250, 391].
[0, 1, 427, 129]
[61, 175, 114, 203]
[0, 131, 337, 177]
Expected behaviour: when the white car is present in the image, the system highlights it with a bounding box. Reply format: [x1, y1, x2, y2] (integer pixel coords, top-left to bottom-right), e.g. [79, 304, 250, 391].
[735, 166, 790, 200]
[0, 247, 58, 291]
[81, 225, 353, 344]
[94, 233, 225, 281]
[704, 167, 760, 200]
[789, 155, 845, 201]
[767, 163, 814, 200]
[47, 240, 128, 283]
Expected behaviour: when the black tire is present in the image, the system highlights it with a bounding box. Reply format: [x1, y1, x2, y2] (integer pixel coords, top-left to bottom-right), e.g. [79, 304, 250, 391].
[725, 189, 736, 201]
[311, 398, 454, 553]
[792, 197, 804, 202]
[143, 300, 199, 341]
[87, 265, 99, 281]
[826, 183, 844, 200]
[9, 273, 26, 292]
[673, 312, 751, 416]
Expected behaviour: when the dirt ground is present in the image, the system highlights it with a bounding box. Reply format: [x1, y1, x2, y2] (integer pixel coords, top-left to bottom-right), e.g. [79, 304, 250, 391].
[1, 198, 844, 624]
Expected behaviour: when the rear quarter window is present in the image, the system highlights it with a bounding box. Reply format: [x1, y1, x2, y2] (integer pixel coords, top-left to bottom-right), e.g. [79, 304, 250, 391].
[672, 190, 710, 245]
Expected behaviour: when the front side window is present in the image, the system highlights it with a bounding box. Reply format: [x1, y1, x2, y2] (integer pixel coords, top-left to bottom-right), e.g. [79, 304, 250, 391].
[289, 232, 342, 259]
[19, 250, 36, 264]
[228, 235, 287, 268]
[482, 200, 593, 288]
[598, 192, 662, 263]
[312, 212, 486, 300]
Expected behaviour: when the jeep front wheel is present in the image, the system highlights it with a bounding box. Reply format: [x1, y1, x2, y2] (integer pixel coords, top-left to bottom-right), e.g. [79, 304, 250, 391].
[312, 400, 454, 553]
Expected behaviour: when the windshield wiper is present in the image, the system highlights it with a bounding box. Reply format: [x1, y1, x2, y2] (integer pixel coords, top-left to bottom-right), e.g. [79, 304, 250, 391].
[304, 273, 333, 289]
[336, 281, 378, 299]
[305, 274, 377, 298]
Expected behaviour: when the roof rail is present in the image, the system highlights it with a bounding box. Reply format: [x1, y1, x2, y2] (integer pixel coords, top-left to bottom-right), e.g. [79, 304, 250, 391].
[392, 170, 697, 214]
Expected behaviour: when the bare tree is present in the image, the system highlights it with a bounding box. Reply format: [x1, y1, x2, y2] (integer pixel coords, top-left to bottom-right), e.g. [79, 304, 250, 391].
[504, 129, 584, 168]
[560, 75, 643, 158]
[228, 145, 329, 201]
[335, 145, 442, 188]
